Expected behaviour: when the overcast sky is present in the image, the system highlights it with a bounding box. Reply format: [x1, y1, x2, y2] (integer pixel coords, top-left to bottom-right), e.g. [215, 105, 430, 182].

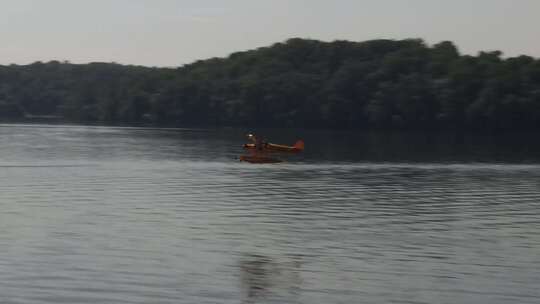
[1, 0, 539, 67]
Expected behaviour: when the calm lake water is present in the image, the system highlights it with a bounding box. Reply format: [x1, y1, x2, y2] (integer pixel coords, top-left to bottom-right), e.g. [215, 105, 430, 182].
[1, 124, 540, 304]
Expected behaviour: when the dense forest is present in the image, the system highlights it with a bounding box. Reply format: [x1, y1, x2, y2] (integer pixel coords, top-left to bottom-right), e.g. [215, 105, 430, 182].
[1, 38, 540, 130]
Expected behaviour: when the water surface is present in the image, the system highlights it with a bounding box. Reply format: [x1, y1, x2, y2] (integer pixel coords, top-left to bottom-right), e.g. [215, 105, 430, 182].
[1, 124, 540, 303]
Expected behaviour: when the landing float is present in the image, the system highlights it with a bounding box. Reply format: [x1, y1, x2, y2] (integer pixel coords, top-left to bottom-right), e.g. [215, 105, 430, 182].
[239, 155, 283, 164]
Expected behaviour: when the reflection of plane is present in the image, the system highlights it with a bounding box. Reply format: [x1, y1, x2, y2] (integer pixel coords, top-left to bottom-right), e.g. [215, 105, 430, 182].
[240, 254, 273, 302]
[239, 253, 303, 304]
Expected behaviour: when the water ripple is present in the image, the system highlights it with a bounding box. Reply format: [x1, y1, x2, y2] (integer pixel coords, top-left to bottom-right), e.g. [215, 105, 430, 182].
[1, 125, 540, 303]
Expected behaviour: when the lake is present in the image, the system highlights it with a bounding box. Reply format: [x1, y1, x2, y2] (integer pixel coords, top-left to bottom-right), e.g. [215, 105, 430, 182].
[1, 124, 540, 304]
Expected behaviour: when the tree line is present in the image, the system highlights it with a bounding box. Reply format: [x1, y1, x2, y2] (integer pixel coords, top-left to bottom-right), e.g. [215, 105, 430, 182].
[1, 38, 540, 130]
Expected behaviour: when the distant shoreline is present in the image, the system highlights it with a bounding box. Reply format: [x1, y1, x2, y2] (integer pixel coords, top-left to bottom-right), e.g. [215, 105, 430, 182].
[2, 38, 540, 131]
[2, 120, 540, 139]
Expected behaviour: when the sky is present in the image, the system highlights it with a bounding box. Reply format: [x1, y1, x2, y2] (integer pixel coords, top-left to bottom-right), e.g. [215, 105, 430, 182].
[0, 0, 539, 67]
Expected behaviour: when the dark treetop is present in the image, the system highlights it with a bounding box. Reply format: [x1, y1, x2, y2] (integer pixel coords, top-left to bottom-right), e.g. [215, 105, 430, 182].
[1, 38, 540, 130]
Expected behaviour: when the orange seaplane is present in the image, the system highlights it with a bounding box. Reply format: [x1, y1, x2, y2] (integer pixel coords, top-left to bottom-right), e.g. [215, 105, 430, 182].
[239, 134, 304, 164]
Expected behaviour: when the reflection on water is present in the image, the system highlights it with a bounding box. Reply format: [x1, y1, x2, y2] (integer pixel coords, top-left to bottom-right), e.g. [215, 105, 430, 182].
[240, 254, 274, 302]
[1, 124, 540, 303]
[239, 254, 302, 303]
